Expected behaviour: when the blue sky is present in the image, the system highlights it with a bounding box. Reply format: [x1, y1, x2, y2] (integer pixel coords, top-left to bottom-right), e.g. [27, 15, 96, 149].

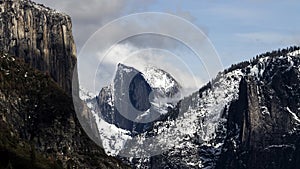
[143, 0, 300, 66]
[36, 0, 300, 67]
[35, 0, 300, 93]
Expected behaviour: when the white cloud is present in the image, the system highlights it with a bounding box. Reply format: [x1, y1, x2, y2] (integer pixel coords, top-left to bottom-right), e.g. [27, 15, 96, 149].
[33, 0, 157, 50]
[32, 0, 220, 96]
[94, 43, 204, 95]
[75, 12, 222, 94]
[33, 0, 204, 52]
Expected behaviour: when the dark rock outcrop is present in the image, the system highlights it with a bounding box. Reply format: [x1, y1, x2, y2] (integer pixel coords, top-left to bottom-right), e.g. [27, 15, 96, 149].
[0, 0, 130, 168]
[0, 0, 76, 95]
[217, 54, 300, 169]
[96, 63, 181, 134]
[0, 53, 130, 169]
[97, 64, 154, 133]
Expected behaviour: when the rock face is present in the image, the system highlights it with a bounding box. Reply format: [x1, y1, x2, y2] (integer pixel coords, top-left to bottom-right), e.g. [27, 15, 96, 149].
[217, 53, 300, 169]
[117, 48, 300, 169]
[0, 0, 76, 95]
[0, 53, 130, 169]
[96, 63, 181, 134]
[97, 64, 152, 133]
[0, 0, 130, 168]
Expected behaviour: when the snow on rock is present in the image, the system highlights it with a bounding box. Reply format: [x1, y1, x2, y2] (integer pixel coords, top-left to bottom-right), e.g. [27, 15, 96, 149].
[128, 69, 244, 165]
[81, 51, 300, 164]
[79, 86, 132, 156]
[248, 56, 269, 78]
[142, 66, 179, 93]
[93, 110, 132, 156]
[141, 66, 182, 115]
[118, 63, 134, 73]
[286, 107, 300, 124]
[261, 106, 270, 116]
[288, 49, 300, 57]
[265, 144, 296, 150]
[79, 87, 97, 101]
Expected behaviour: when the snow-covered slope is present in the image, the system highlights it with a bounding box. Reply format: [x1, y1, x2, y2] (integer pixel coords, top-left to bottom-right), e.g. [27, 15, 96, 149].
[124, 47, 300, 168]
[288, 49, 300, 56]
[122, 68, 244, 167]
[79, 63, 182, 156]
[79, 47, 300, 168]
[216, 48, 300, 169]
[100, 63, 182, 121]
[80, 86, 132, 156]
[142, 66, 181, 98]
[79, 87, 97, 105]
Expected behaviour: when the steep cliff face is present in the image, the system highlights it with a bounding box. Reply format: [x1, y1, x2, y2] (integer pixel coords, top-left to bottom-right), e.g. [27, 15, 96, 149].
[0, 1, 131, 168]
[0, 53, 130, 169]
[0, 0, 76, 95]
[217, 53, 300, 169]
[76, 64, 183, 156]
[97, 64, 152, 133]
[119, 48, 300, 169]
[96, 63, 181, 134]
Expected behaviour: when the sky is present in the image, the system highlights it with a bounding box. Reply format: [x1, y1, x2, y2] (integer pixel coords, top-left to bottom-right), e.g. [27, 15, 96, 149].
[34, 0, 300, 94]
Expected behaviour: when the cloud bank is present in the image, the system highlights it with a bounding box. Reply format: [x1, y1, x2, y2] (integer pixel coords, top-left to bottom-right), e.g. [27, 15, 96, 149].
[94, 43, 205, 96]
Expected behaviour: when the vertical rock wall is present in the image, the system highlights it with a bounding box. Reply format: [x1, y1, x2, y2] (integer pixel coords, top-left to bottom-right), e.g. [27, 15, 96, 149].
[0, 0, 76, 95]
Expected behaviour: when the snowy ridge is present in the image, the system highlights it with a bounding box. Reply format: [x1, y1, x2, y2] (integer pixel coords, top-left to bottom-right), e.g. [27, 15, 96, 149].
[79, 86, 132, 156]
[142, 66, 180, 94]
[79, 64, 183, 156]
[80, 48, 300, 167]
[288, 49, 300, 57]
[248, 56, 269, 77]
[93, 112, 132, 156]
[80, 65, 244, 162]
[248, 52, 298, 80]
[79, 87, 97, 102]
[157, 69, 242, 143]
[247, 53, 300, 119]
[141, 66, 182, 115]
[117, 63, 135, 74]
[128, 69, 244, 168]
[287, 107, 300, 124]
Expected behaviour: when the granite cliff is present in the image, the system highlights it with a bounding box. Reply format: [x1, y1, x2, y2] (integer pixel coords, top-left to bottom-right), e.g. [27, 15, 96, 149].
[0, 0, 130, 168]
[0, 0, 76, 95]
[95, 47, 300, 169]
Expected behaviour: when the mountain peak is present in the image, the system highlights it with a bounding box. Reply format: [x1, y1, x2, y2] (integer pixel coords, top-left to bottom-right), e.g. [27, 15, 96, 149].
[143, 66, 182, 97]
[78, 46, 300, 167]
[117, 63, 132, 69]
[116, 63, 182, 98]
[116, 63, 141, 75]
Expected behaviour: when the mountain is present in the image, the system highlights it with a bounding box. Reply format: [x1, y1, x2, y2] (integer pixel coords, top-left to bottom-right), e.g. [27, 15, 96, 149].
[142, 66, 181, 99]
[0, 0, 129, 168]
[121, 47, 300, 169]
[95, 63, 182, 134]
[217, 48, 300, 169]
[79, 63, 182, 156]
[0, 0, 76, 95]
[3, 1, 298, 169]
[80, 47, 300, 169]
